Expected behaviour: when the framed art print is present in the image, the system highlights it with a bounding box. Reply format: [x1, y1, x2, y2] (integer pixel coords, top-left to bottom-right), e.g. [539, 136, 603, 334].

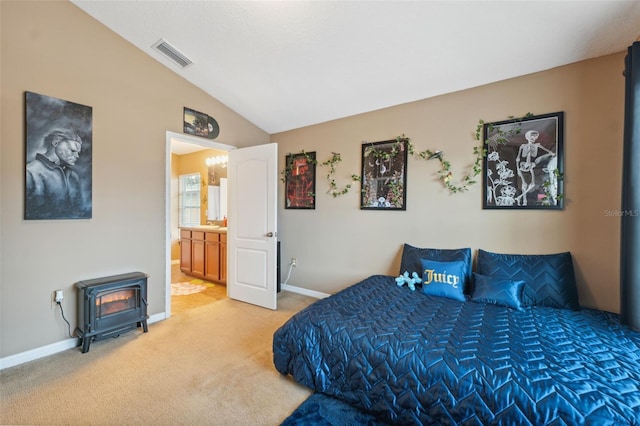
[360, 138, 407, 210]
[25, 91, 93, 220]
[483, 112, 564, 210]
[285, 152, 316, 209]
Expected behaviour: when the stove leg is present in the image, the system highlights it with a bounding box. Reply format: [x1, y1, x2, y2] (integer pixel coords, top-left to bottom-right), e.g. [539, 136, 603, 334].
[81, 337, 91, 353]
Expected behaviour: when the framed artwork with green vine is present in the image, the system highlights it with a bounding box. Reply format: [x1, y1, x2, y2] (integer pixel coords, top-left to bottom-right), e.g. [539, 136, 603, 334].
[285, 151, 316, 209]
[360, 139, 407, 210]
[483, 112, 564, 209]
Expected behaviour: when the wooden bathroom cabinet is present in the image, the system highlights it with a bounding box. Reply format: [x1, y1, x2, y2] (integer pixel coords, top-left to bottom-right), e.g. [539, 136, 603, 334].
[180, 227, 227, 284]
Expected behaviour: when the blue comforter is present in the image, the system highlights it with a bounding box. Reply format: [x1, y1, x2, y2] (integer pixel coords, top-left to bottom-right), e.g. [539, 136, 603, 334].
[273, 275, 640, 424]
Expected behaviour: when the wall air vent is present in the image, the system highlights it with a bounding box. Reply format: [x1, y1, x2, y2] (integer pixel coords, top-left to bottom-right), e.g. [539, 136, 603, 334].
[152, 39, 193, 68]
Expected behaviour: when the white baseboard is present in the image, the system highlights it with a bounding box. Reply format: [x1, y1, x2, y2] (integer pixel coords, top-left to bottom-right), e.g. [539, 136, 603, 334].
[281, 284, 330, 299]
[148, 312, 167, 323]
[0, 338, 79, 370]
[0, 289, 322, 370]
[0, 314, 166, 371]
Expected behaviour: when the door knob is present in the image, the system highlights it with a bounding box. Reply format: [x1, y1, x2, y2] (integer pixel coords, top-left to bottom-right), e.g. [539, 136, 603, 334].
[266, 232, 274, 237]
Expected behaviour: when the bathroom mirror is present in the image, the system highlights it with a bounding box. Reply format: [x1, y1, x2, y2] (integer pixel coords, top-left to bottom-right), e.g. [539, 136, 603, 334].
[207, 178, 227, 221]
[206, 157, 228, 221]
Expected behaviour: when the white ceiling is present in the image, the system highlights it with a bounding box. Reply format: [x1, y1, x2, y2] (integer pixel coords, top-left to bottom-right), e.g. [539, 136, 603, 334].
[71, 1, 640, 135]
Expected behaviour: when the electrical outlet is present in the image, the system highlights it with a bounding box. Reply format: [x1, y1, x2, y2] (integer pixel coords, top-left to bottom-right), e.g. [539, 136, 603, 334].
[54, 290, 64, 303]
[291, 257, 297, 267]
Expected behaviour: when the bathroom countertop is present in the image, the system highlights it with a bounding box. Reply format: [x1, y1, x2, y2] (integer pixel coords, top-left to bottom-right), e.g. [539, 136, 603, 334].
[180, 225, 227, 233]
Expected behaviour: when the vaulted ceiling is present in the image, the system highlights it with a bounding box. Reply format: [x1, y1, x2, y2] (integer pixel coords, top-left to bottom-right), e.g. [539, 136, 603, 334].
[72, 1, 640, 134]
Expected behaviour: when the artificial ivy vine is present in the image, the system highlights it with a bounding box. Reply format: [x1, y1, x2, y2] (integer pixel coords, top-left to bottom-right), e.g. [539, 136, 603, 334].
[281, 112, 563, 201]
[405, 133, 480, 194]
[320, 152, 361, 198]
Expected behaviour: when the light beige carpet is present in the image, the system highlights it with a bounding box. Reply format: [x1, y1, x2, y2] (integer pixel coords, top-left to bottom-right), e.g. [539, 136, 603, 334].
[0, 291, 316, 425]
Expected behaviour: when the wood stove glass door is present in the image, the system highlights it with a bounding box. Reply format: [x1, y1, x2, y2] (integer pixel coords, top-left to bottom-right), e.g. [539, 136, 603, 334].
[97, 288, 138, 317]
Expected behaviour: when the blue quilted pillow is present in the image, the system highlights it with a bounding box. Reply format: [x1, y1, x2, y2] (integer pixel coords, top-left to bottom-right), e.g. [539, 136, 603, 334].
[476, 249, 580, 310]
[420, 259, 466, 302]
[400, 244, 472, 293]
[471, 273, 525, 310]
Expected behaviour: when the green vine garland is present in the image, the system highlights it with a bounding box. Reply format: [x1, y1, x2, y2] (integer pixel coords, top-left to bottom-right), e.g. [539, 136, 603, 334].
[405, 134, 480, 194]
[320, 152, 361, 198]
[281, 112, 564, 201]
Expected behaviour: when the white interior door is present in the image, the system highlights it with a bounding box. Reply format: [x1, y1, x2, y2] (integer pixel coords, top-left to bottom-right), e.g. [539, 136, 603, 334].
[227, 143, 278, 310]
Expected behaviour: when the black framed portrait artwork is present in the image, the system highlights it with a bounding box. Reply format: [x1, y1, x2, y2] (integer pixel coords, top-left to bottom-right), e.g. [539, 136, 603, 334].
[25, 92, 93, 220]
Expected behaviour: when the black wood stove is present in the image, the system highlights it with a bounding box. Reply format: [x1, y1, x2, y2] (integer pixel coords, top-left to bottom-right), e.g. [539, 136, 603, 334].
[75, 272, 149, 353]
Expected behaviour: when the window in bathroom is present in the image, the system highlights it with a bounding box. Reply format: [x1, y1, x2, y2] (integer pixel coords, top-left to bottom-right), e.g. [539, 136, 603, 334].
[179, 173, 201, 227]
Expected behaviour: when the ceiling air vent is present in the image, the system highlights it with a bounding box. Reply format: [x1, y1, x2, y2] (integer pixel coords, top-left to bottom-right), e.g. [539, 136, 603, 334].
[152, 39, 193, 68]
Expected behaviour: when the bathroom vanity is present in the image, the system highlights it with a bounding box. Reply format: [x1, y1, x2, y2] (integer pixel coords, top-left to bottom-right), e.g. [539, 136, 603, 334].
[179, 226, 227, 284]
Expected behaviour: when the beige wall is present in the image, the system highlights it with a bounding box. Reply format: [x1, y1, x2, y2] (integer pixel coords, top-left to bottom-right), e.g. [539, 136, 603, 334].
[273, 52, 626, 313]
[0, 1, 269, 358]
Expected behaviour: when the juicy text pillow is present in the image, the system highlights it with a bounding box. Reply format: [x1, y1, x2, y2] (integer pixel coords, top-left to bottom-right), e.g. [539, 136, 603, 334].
[420, 259, 467, 302]
[400, 244, 472, 293]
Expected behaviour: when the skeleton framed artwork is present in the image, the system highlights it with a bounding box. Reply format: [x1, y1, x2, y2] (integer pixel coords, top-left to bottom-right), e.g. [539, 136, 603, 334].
[483, 112, 564, 210]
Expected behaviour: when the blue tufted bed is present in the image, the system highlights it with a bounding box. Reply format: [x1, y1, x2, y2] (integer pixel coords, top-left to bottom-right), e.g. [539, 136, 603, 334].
[273, 246, 640, 424]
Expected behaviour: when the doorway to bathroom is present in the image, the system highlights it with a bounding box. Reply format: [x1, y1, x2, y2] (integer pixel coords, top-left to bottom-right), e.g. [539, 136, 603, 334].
[165, 131, 280, 317]
[165, 131, 234, 317]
